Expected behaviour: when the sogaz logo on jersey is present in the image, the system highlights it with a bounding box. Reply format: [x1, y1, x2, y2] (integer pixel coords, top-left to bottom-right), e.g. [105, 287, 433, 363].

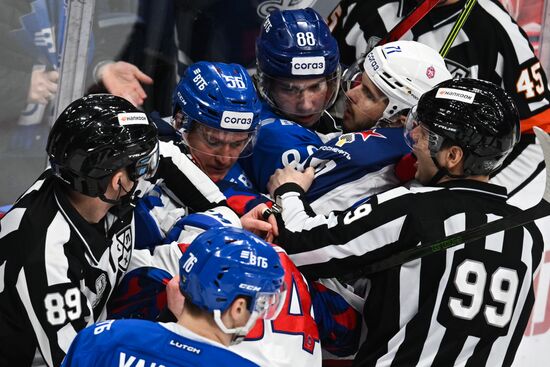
[221, 111, 253, 130]
[117, 112, 148, 126]
[291, 56, 325, 75]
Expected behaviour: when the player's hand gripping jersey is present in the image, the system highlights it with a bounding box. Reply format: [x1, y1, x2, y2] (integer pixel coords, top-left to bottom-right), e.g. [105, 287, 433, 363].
[240, 104, 326, 193]
[304, 127, 411, 213]
[108, 213, 361, 367]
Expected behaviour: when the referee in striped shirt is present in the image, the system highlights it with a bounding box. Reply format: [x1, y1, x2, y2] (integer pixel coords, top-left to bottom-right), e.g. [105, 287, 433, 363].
[265, 78, 544, 366]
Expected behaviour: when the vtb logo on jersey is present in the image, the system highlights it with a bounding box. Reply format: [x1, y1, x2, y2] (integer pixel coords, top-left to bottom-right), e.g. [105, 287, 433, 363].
[115, 226, 133, 271]
[335, 130, 386, 147]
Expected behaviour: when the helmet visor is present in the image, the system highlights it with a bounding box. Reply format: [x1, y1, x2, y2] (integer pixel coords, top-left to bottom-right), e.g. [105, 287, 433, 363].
[340, 59, 389, 127]
[182, 122, 257, 159]
[128, 142, 160, 180]
[341, 56, 365, 96]
[404, 107, 445, 154]
[252, 283, 287, 321]
[260, 70, 340, 125]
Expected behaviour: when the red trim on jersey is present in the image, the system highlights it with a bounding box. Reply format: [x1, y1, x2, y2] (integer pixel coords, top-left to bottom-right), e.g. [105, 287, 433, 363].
[520, 108, 550, 133]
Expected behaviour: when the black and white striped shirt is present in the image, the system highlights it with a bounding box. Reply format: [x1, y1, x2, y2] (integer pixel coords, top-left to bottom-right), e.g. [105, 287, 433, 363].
[0, 141, 228, 366]
[332, 0, 550, 224]
[274, 180, 543, 366]
[332, 0, 550, 127]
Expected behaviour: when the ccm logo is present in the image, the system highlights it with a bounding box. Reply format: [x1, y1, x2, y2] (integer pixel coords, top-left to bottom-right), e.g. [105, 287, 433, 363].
[239, 283, 262, 292]
[220, 111, 253, 130]
[291, 56, 325, 75]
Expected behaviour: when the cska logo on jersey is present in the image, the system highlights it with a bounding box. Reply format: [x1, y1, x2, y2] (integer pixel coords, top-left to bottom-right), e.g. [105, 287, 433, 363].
[115, 226, 133, 271]
[335, 130, 386, 147]
[335, 133, 356, 147]
[357, 130, 387, 141]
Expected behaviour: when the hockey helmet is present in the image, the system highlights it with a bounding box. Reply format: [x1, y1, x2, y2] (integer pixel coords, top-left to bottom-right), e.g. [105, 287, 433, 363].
[47, 94, 159, 198]
[172, 61, 261, 158]
[255, 8, 341, 118]
[342, 40, 452, 121]
[405, 78, 520, 175]
[179, 227, 286, 344]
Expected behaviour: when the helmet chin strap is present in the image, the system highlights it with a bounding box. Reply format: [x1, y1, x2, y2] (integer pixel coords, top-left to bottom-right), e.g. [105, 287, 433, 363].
[213, 309, 260, 346]
[428, 156, 466, 186]
[99, 179, 138, 206]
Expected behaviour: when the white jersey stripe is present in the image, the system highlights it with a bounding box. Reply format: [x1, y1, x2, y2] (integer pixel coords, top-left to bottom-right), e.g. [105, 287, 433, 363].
[417, 215, 467, 366]
[399, 257, 421, 327]
[0, 208, 26, 240]
[17, 269, 54, 367]
[477, 0, 532, 64]
[289, 215, 406, 267]
[45, 212, 71, 286]
[485, 230, 533, 366]
[455, 335, 480, 366]
[484, 214, 504, 253]
[376, 325, 406, 367]
[57, 323, 78, 355]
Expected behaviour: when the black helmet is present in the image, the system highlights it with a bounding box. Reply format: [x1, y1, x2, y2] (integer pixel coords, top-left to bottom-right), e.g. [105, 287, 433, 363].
[413, 78, 520, 176]
[46, 94, 159, 198]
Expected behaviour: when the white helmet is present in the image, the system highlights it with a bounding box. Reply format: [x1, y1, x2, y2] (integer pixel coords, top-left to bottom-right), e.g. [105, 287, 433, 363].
[342, 40, 453, 121]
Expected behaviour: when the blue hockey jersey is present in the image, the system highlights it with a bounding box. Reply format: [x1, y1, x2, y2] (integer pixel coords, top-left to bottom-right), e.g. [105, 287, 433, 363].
[134, 116, 270, 249]
[240, 103, 326, 193]
[61, 319, 259, 367]
[304, 127, 411, 213]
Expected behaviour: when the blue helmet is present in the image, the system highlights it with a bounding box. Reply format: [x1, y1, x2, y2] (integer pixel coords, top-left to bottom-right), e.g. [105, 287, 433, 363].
[172, 61, 262, 133]
[255, 8, 341, 123]
[179, 227, 286, 344]
[256, 8, 340, 78]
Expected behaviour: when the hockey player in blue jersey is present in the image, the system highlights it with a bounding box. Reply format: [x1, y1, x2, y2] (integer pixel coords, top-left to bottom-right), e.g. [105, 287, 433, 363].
[61, 227, 286, 367]
[240, 8, 342, 193]
[301, 41, 453, 213]
[134, 61, 275, 249]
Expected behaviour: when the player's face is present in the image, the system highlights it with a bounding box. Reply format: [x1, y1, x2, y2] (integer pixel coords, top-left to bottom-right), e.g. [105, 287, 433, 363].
[186, 124, 251, 181]
[343, 72, 388, 132]
[271, 77, 329, 127]
[408, 122, 439, 184]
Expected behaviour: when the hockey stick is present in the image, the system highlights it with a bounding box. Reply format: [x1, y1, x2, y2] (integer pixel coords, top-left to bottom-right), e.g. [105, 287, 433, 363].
[341, 0, 440, 84]
[376, 0, 440, 46]
[352, 127, 550, 277]
[439, 0, 477, 57]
